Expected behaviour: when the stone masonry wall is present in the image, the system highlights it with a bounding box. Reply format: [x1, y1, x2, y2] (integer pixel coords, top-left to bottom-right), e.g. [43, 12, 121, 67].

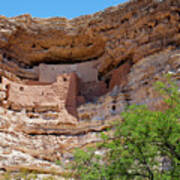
[109, 61, 132, 90]
[79, 81, 108, 101]
[1, 73, 79, 123]
[39, 60, 99, 83]
[65, 73, 79, 117]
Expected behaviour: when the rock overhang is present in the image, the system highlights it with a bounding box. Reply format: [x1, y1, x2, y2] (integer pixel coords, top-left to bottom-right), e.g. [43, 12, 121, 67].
[0, 0, 179, 81]
[0, 0, 180, 175]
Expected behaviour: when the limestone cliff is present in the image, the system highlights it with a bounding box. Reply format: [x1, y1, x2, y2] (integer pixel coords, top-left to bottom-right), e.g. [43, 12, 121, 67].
[0, 0, 180, 177]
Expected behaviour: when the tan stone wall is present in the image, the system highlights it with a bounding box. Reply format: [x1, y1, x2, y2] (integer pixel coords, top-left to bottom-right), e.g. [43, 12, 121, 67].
[109, 61, 131, 90]
[80, 81, 108, 101]
[65, 73, 79, 117]
[39, 60, 99, 83]
[2, 73, 79, 122]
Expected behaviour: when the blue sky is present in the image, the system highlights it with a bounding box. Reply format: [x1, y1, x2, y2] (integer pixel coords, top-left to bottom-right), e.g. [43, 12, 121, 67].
[0, 0, 128, 19]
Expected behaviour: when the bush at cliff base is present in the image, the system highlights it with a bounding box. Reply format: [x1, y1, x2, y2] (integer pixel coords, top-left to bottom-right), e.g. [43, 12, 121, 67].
[70, 76, 180, 180]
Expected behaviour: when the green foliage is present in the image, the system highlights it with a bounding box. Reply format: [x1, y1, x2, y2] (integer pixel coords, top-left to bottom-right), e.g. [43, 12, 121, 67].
[71, 148, 106, 180]
[71, 77, 180, 180]
[55, 159, 61, 166]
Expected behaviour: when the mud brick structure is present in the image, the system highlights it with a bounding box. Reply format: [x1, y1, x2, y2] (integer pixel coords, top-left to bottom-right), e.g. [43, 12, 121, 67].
[39, 60, 99, 83]
[2, 73, 79, 123]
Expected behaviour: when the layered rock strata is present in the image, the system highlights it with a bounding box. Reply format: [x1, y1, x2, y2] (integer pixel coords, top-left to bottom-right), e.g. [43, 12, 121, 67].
[0, 0, 179, 176]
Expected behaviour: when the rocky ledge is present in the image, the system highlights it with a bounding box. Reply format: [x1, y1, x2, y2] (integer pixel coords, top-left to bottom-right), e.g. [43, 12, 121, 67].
[0, 0, 180, 177]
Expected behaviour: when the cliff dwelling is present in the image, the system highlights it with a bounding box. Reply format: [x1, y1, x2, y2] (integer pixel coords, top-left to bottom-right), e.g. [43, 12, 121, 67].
[38, 60, 108, 101]
[0, 0, 180, 176]
[39, 60, 99, 83]
[1, 73, 79, 124]
[0, 59, 108, 123]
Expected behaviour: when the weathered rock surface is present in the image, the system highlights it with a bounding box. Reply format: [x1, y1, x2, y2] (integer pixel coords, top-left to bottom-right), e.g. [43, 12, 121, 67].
[0, 0, 180, 177]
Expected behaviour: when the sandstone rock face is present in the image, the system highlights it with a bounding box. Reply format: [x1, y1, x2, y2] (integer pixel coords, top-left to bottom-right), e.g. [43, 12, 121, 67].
[0, 0, 179, 79]
[0, 0, 180, 176]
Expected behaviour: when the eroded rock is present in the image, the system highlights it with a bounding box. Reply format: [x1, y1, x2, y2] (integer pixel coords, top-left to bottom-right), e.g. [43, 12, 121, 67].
[0, 0, 180, 176]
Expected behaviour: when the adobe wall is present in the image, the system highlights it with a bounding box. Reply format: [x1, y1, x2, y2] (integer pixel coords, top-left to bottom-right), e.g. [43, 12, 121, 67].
[109, 61, 132, 90]
[38, 60, 99, 83]
[79, 81, 108, 102]
[65, 73, 79, 117]
[1, 73, 79, 123]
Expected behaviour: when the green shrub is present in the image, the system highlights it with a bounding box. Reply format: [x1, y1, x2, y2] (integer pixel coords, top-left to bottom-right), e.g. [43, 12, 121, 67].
[71, 76, 180, 180]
